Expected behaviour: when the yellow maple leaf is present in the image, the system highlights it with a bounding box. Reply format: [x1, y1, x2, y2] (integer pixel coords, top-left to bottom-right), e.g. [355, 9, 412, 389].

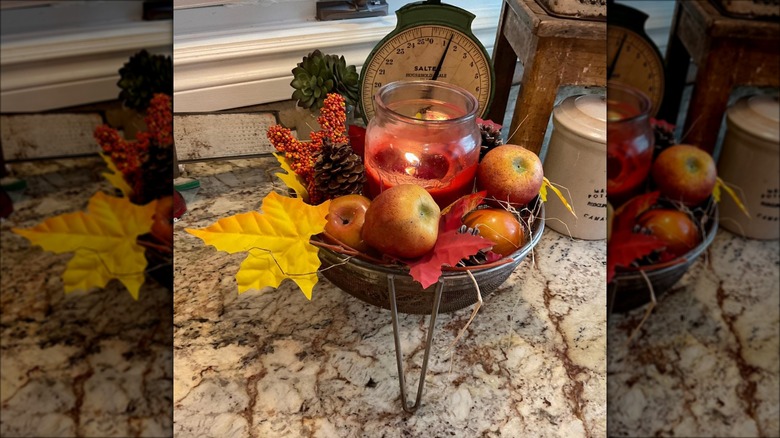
[273, 153, 309, 202]
[185, 191, 331, 299]
[100, 153, 133, 197]
[12, 191, 157, 299]
[539, 177, 576, 217]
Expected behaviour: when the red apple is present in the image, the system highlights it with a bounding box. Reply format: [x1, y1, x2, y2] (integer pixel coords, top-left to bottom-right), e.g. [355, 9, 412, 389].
[150, 195, 173, 250]
[324, 194, 371, 252]
[477, 144, 544, 206]
[651, 144, 716, 206]
[463, 208, 524, 256]
[638, 208, 701, 257]
[361, 184, 440, 259]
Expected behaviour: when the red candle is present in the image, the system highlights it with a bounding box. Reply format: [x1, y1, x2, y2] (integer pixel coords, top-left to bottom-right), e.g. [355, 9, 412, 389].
[363, 81, 482, 209]
[365, 139, 478, 208]
[606, 84, 654, 207]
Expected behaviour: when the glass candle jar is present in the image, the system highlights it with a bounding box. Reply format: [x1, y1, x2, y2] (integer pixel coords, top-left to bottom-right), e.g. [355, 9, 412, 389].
[364, 80, 481, 208]
[606, 81, 654, 207]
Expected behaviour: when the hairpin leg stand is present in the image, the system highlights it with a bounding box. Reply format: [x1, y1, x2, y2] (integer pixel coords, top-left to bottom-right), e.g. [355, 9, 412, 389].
[388, 274, 444, 413]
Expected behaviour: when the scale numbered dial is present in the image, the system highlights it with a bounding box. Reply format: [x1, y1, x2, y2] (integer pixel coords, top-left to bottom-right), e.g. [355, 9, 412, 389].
[607, 3, 665, 117]
[359, 2, 494, 122]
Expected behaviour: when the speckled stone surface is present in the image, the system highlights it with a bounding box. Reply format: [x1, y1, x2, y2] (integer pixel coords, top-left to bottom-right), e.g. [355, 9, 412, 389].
[0, 158, 173, 437]
[173, 157, 607, 437]
[608, 232, 780, 437]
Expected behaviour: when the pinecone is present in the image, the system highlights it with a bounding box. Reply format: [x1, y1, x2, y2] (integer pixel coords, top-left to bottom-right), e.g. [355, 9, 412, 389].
[291, 50, 336, 110]
[479, 122, 503, 160]
[652, 118, 678, 158]
[117, 50, 173, 112]
[324, 54, 360, 107]
[312, 139, 366, 201]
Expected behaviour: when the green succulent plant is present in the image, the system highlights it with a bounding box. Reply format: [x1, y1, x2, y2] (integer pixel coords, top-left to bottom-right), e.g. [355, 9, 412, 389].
[117, 50, 173, 112]
[324, 54, 360, 107]
[291, 50, 359, 110]
[291, 50, 335, 110]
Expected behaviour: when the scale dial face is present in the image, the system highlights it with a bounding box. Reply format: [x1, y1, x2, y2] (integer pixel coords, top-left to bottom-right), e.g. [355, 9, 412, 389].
[360, 25, 492, 121]
[607, 26, 665, 117]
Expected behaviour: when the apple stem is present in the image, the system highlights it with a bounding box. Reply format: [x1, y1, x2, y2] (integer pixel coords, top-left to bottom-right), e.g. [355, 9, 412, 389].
[310, 236, 387, 265]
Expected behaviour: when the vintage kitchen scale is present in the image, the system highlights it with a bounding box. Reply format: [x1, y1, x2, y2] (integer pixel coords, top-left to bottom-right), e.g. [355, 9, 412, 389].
[358, 0, 495, 122]
[607, 0, 666, 118]
[318, 0, 543, 413]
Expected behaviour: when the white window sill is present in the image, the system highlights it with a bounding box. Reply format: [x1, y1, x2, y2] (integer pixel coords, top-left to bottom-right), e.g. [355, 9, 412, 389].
[1, 2, 171, 112]
[173, 2, 501, 112]
[1, 22, 171, 113]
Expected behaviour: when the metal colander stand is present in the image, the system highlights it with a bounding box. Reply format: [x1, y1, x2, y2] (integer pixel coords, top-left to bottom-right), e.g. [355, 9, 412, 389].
[388, 275, 444, 413]
[318, 201, 545, 413]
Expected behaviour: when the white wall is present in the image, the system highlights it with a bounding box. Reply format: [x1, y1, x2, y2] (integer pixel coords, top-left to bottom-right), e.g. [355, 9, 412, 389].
[0, 1, 172, 112]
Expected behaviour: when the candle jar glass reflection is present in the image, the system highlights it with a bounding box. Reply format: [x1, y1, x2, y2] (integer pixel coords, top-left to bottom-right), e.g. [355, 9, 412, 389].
[607, 81, 654, 206]
[364, 80, 481, 208]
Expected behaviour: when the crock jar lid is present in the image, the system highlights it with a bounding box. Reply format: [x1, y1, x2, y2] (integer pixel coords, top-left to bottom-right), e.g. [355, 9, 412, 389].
[553, 94, 607, 144]
[727, 95, 780, 143]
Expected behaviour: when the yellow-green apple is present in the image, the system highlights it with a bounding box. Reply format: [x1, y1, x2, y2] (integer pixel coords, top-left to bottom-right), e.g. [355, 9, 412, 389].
[463, 208, 524, 256]
[477, 144, 544, 206]
[324, 194, 372, 252]
[361, 184, 440, 258]
[651, 144, 716, 206]
[638, 208, 700, 257]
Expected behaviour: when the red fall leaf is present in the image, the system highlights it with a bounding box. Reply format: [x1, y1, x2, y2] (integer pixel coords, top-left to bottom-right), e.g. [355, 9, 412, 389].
[407, 230, 495, 289]
[477, 118, 502, 131]
[607, 231, 664, 283]
[440, 191, 487, 231]
[612, 191, 660, 236]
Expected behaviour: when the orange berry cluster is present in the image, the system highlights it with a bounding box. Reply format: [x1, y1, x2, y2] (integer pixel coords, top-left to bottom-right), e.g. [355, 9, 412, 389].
[94, 93, 173, 202]
[94, 125, 148, 175]
[266, 92, 351, 204]
[307, 180, 324, 205]
[145, 93, 173, 147]
[314, 93, 348, 147]
[266, 125, 317, 181]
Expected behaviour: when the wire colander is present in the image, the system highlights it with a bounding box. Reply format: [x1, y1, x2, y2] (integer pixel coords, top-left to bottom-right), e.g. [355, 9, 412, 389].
[609, 197, 719, 313]
[318, 201, 545, 314]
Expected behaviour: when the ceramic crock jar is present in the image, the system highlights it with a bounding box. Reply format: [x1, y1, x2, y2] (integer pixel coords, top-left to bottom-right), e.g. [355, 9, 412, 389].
[363, 80, 481, 209]
[606, 81, 654, 207]
[718, 94, 780, 239]
[543, 93, 607, 240]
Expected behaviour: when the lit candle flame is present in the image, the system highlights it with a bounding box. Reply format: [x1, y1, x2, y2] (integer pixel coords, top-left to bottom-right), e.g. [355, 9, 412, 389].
[404, 152, 420, 176]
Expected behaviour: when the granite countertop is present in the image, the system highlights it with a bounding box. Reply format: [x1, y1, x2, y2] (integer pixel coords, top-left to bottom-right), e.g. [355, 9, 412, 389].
[173, 157, 607, 437]
[0, 158, 173, 437]
[607, 229, 780, 435]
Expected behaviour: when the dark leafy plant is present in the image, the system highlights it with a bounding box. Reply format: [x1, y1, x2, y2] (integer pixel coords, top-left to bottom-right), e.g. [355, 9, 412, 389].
[117, 50, 173, 112]
[291, 50, 359, 110]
